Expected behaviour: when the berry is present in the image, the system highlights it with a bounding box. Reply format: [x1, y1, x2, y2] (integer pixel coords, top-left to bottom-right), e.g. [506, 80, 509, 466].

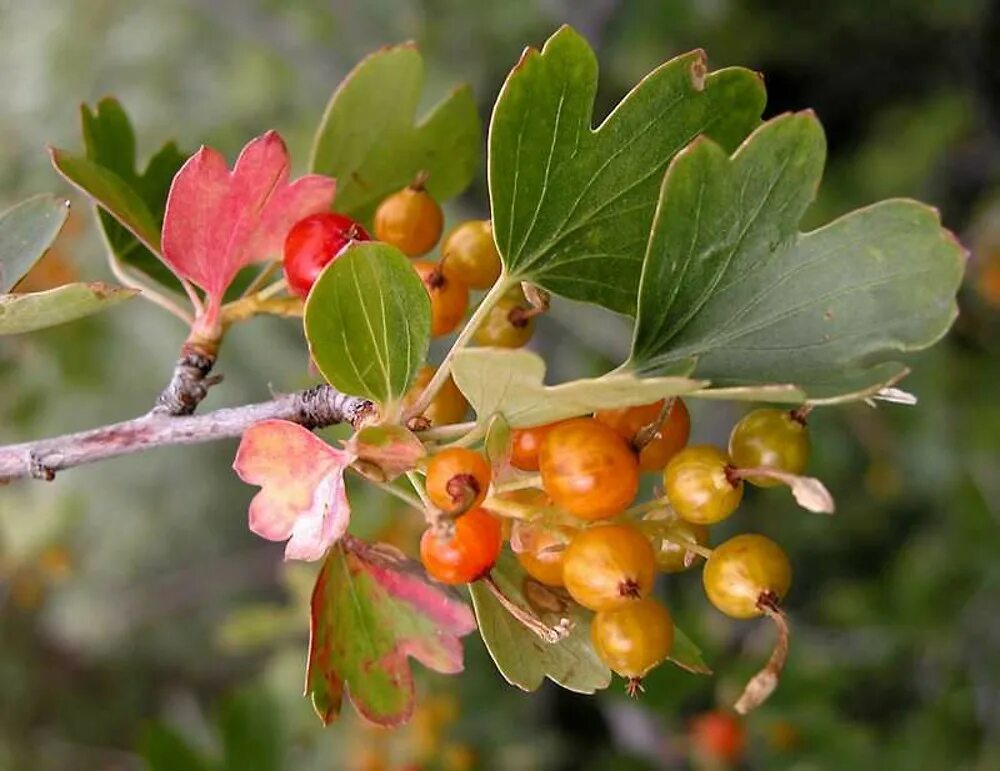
[591, 597, 673, 690]
[413, 261, 469, 337]
[689, 711, 746, 765]
[440, 220, 501, 289]
[562, 523, 655, 611]
[595, 398, 690, 471]
[472, 296, 535, 348]
[664, 445, 743, 525]
[373, 180, 443, 257]
[729, 408, 810, 487]
[510, 421, 566, 472]
[403, 365, 468, 426]
[420, 508, 502, 585]
[639, 517, 710, 573]
[425, 448, 491, 514]
[703, 534, 791, 619]
[283, 212, 369, 297]
[514, 521, 575, 587]
[539, 418, 639, 520]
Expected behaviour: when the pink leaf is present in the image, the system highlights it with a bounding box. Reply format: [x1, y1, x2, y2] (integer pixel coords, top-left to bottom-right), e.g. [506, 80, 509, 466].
[233, 419, 355, 562]
[162, 131, 335, 332]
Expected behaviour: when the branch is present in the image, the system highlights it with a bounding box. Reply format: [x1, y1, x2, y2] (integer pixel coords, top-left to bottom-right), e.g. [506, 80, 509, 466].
[0, 385, 374, 482]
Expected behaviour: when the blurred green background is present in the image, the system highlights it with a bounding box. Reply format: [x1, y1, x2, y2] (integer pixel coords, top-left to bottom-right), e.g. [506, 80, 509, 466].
[2, 1, 999, 769]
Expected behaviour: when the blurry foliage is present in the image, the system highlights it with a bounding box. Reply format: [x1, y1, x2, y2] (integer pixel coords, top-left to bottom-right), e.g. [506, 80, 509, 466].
[0, 0, 998, 769]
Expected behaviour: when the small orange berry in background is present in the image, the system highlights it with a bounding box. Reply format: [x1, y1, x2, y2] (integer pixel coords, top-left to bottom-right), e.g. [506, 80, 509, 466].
[425, 448, 491, 514]
[595, 397, 690, 471]
[412, 261, 469, 337]
[373, 179, 443, 257]
[539, 417, 639, 520]
[403, 365, 468, 426]
[510, 420, 567, 471]
[420, 508, 502, 585]
[689, 710, 746, 765]
[514, 520, 576, 587]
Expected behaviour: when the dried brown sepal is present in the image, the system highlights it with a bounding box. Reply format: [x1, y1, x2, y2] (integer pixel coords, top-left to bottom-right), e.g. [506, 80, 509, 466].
[734, 591, 790, 715]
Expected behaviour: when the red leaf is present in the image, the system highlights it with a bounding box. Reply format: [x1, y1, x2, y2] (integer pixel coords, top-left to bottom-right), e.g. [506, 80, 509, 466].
[307, 536, 477, 726]
[233, 419, 354, 561]
[162, 131, 334, 332]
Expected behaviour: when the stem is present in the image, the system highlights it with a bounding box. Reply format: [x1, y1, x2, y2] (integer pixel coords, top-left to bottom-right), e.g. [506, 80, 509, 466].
[405, 471, 432, 512]
[241, 261, 280, 298]
[415, 421, 477, 441]
[0, 385, 374, 482]
[662, 535, 713, 560]
[481, 573, 571, 643]
[404, 274, 515, 421]
[623, 497, 671, 518]
[492, 474, 543, 494]
[366, 477, 425, 510]
[734, 593, 790, 714]
[633, 397, 675, 451]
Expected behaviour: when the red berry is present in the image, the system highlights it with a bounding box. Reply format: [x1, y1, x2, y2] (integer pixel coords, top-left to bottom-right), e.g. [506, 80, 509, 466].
[689, 710, 747, 765]
[283, 212, 369, 297]
[420, 508, 502, 585]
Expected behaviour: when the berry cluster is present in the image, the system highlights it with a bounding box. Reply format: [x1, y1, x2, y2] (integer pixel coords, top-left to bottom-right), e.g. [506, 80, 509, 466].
[414, 398, 813, 709]
[283, 172, 542, 348]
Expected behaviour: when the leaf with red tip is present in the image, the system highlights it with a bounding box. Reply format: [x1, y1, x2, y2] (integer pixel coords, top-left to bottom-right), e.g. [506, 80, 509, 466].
[162, 131, 335, 329]
[233, 419, 354, 562]
[306, 536, 476, 726]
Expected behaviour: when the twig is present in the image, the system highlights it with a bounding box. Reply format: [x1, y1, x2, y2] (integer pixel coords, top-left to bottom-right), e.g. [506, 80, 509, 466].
[0, 385, 373, 482]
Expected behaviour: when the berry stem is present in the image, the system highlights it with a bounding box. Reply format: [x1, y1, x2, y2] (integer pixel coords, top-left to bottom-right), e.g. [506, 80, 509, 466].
[623, 497, 672, 518]
[240, 260, 281, 298]
[734, 592, 790, 715]
[662, 534, 713, 560]
[362, 474, 426, 510]
[632, 397, 675, 451]
[493, 474, 544, 494]
[405, 470, 433, 515]
[404, 274, 517, 421]
[413, 421, 478, 441]
[481, 573, 571, 644]
[729, 466, 835, 514]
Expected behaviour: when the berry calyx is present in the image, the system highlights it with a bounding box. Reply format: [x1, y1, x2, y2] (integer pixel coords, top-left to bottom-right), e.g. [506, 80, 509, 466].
[595, 397, 690, 471]
[664, 445, 743, 525]
[282, 212, 370, 297]
[513, 519, 575, 587]
[420, 507, 502, 585]
[702, 533, 791, 619]
[412, 261, 469, 337]
[591, 597, 673, 694]
[373, 175, 444, 257]
[562, 523, 655, 611]
[689, 711, 746, 765]
[403, 365, 468, 427]
[639, 516, 710, 573]
[510, 421, 567, 472]
[539, 417, 640, 520]
[728, 408, 811, 487]
[440, 219, 501, 289]
[425, 448, 491, 514]
[472, 296, 536, 348]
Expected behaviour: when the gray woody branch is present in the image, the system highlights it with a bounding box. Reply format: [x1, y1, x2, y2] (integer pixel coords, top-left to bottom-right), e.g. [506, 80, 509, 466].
[0, 385, 373, 482]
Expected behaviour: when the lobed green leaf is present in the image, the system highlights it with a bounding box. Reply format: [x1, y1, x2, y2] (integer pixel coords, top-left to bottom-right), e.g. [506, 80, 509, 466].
[0, 282, 138, 335]
[304, 243, 431, 408]
[450, 348, 706, 428]
[628, 112, 966, 401]
[0, 194, 70, 293]
[488, 25, 765, 315]
[310, 43, 481, 222]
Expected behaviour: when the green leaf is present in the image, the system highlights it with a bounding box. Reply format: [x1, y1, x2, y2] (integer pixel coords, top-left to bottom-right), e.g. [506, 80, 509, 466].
[306, 537, 476, 727]
[489, 25, 765, 315]
[450, 348, 706, 428]
[50, 97, 186, 290]
[304, 243, 431, 407]
[0, 282, 138, 335]
[669, 625, 712, 675]
[310, 43, 481, 222]
[628, 112, 966, 401]
[483, 413, 512, 477]
[0, 194, 70, 293]
[468, 551, 611, 693]
[139, 724, 210, 771]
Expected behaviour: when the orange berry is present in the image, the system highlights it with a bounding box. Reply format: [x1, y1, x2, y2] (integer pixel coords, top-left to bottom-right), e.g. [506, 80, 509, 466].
[413, 261, 469, 337]
[373, 183, 443, 257]
[403, 365, 468, 427]
[510, 421, 566, 471]
[514, 520, 575, 587]
[420, 508, 501, 584]
[539, 418, 639, 520]
[664, 445, 743, 525]
[440, 220, 501, 289]
[689, 710, 747, 765]
[425, 448, 491, 514]
[472, 296, 535, 348]
[591, 597, 673, 682]
[562, 523, 655, 611]
[595, 398, 690, 471]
